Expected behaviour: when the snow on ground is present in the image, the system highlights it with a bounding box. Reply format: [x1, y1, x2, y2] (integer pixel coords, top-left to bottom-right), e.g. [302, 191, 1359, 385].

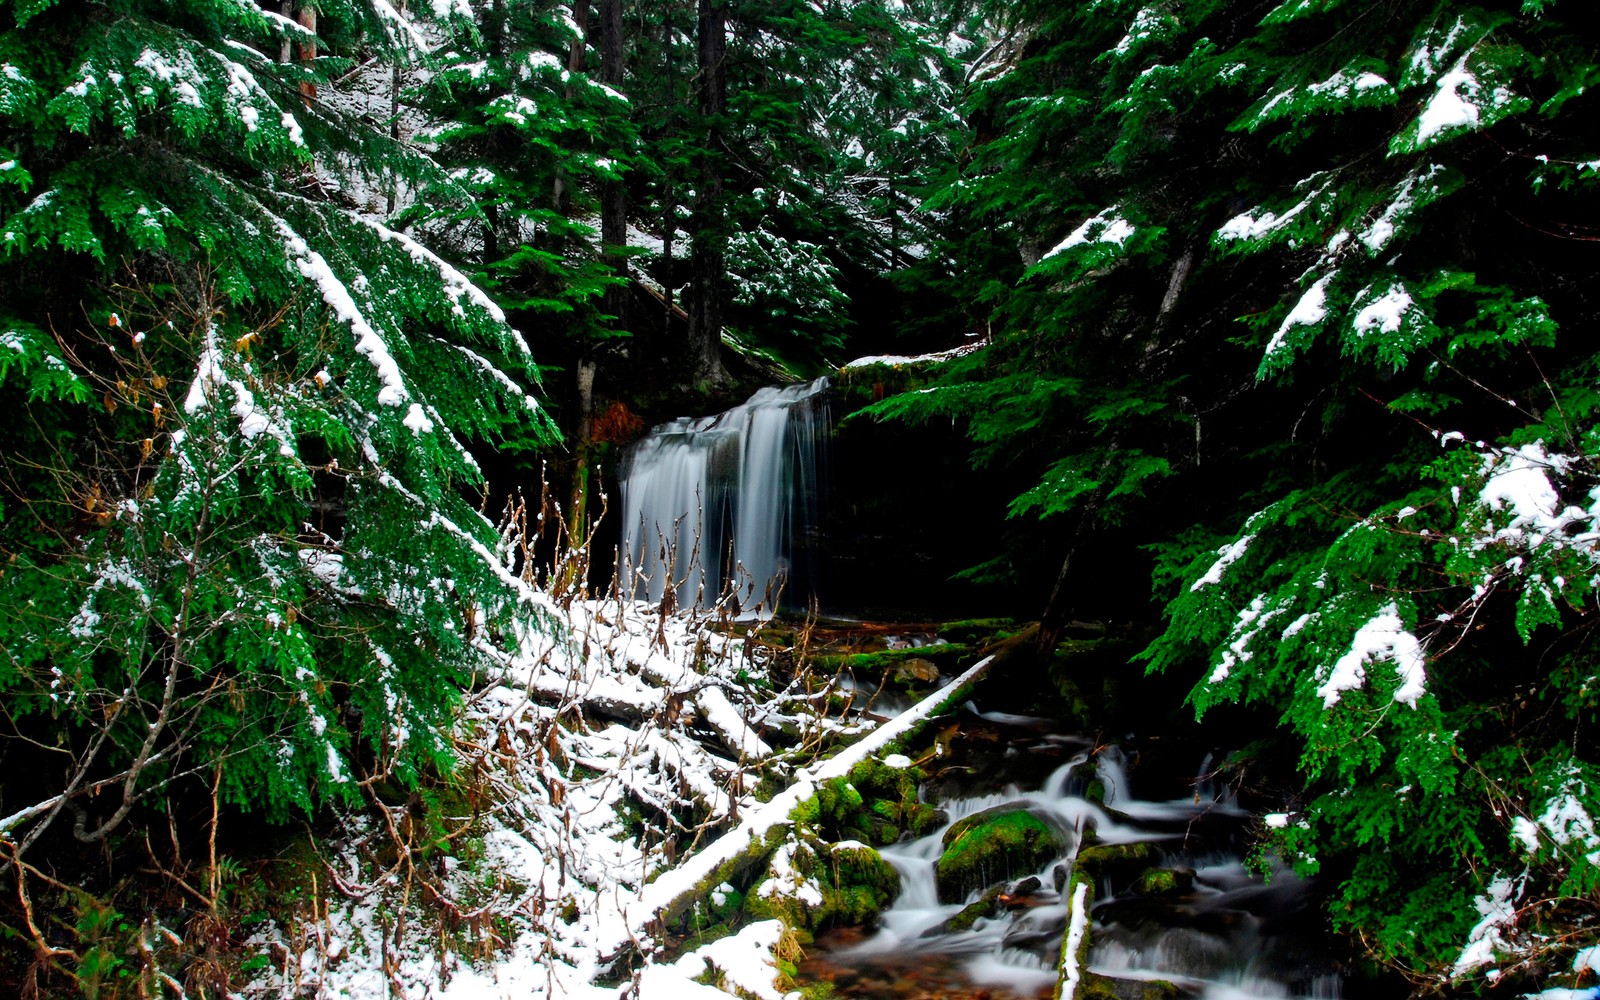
[243, 597, 955, 1000]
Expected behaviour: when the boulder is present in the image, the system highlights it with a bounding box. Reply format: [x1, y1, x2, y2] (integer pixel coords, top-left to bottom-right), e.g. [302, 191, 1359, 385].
[934, 806, 1072, 903]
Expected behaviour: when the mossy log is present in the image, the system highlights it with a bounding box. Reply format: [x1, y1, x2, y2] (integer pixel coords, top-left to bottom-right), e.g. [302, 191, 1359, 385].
[641, 653, 998, 938]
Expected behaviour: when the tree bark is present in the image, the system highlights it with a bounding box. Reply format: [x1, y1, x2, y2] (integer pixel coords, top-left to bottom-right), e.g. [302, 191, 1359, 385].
[688, 0, 729, 386]
[661, 6, 677, 340]
[554, 2, 592, 213]
[296, 5, 317, 101]
[599, 0, 627, 335]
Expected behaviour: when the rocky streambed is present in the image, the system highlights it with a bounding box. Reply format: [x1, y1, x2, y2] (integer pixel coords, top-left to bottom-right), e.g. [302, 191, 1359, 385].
[790, 703, 1349, 1000]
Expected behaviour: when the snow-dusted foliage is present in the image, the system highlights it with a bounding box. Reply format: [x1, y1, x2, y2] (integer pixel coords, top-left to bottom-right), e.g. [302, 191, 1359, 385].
[0, 0, 559, 906]
[238, 598, 981, 1000]
[869, 0, 1600, 986]
[239, 598, 876, 999]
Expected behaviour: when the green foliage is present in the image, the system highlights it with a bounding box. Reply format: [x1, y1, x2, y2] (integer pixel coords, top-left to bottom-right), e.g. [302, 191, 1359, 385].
[0, 0, 559, 854]
[867, 0, 1600, 984]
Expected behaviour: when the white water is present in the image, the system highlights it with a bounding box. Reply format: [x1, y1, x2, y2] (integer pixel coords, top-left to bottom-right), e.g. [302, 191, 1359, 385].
[821, 738, 1341, 1000]
[618, 378, 830, 617]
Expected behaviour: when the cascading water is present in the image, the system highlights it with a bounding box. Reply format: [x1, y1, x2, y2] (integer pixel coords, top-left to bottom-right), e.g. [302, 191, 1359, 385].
[798, 709, 1345, 1000]
[618, 377, 830, 617]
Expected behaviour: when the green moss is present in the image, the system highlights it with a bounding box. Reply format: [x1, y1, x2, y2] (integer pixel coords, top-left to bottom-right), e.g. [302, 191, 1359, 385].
[935, 808, 1069, 903]
[798, 980, 838, 1000]
[943, 885, 1004, 933]
[1130, 867, 1193, 898]
[804, 644, 972, 675]
[936, 618, 1017, 645]
[745, 839, 900, 935]
[1075, 842, 1161, 890]
[746, 882, 810, 935]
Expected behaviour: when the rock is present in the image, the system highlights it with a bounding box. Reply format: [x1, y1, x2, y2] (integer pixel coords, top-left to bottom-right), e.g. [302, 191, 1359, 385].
[1083, 973, 1180, 999]
[890, 656, 940, 686]
[745, 837, 901, 935]
[1075, 841, 1161, 892]
[1129, 866, 1195, 898]
[935, 806, 1072, 903]
[929, 885, 1005, 935]
[1053, 863, 1069, 893]
[1010, 875, 1043, 898]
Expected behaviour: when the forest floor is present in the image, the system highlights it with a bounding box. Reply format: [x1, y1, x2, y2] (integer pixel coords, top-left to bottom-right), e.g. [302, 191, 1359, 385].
[236, 601, 991, 1000]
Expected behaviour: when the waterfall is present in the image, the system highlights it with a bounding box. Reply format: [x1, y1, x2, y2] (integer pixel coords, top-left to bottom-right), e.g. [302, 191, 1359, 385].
[618, 377, 830, 617]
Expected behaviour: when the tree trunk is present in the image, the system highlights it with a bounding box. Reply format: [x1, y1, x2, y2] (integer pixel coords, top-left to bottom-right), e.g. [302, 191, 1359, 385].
[296, 5, 317, 101]
[661, 6, 677, 340]
[570, 359, 597, 534]
[599, 0, 627, 335]
[554, 2, 592, 213]
[688, 0, 728, 386]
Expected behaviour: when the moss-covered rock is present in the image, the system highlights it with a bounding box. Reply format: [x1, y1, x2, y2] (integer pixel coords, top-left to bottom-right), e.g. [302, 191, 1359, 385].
[936, 618, 1017, 645]
[804, 643, 973, 676]
[1076, 975, 1180, 1000]
[889, 656, 941, 687]
[935, 807, 1071, 903]
[1074, 841, 1161, 892]
[745, 836, 901, 936]
[1129, 867, 1194, 898]
[939, 885, 1005, 934]
[801, 758, 939, 846]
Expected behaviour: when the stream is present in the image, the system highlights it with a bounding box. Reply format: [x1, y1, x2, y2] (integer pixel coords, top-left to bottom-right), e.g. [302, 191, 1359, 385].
[622, 382, 1350, 999]
[795, 705, 1345, 1000]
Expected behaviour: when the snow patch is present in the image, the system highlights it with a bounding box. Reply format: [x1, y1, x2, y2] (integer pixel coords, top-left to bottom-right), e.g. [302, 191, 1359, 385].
[1263, 274, 1333, 358]
[1452, 873, 1524, 977]
[1315, 603, 1428, 708]
[1044, 205, 1136, 260]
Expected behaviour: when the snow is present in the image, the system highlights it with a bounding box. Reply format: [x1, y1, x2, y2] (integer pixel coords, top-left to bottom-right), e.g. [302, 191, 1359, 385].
[241, 590, 978, 1000]
[1263, 273, 1332, 358]
[1315, 603, 1428, 709]
[1408, 15, 1474, 82]
[1210, 595, 1285, 683]
[275, 219, 409, 407]
[1060, 880, 1090, 998]
[373, 219, 510, 325]
[1476, 443, 1595, 555]
[1528, 769, 1600, 864]
[1360, 165, 1443, 252]
[1113, 8, 1163, 57]
[181, 325, 294, 451]
[1044, 205, 1136, 259]
[1352, 284, 1414, 335]
[883, 753, 913, 769]
[1218, 176, 1331, 242]
[650, 920, 788, 1000]
[843, 342, 981, 369]
[403, 402, 434, 435]
[1452, 873, 1523, 976]
[1418, 58, 1482, 144]
[1191, 533, 1254, 592]
[1281, 613, 1314, 639]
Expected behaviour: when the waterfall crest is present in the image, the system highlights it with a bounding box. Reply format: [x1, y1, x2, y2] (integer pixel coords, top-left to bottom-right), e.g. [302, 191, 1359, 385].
[618, 377, 830, 617]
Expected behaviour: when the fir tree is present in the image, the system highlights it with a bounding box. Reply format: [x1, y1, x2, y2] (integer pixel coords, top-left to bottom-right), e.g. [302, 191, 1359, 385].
[875, 0, 1600, 984]
[0, 0, 558, 890]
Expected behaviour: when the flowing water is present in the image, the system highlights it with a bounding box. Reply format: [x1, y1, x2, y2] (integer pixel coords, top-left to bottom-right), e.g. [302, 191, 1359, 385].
[618, 378, 830, 617]
[797, 710, 1344, 1000]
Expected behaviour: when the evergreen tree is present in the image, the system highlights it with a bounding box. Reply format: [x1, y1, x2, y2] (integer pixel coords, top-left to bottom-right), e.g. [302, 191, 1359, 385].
[875, 0, 1600, 984]
[0, 0, 557, 890]
[623, 0, 976, 376]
